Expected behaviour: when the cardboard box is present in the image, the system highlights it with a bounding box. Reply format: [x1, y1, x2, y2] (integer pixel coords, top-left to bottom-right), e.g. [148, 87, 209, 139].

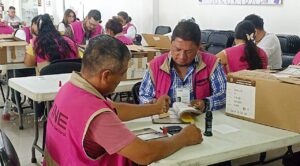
[124, 45, 159, 80]
[142, 34, 171, 50]
[0, 38, 27, 64]
[226, 70, 300, 133]
[78, 44, 161, 80]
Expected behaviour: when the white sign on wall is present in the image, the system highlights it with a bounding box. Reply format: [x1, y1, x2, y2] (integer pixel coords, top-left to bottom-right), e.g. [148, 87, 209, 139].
[198, 0, 282, 5]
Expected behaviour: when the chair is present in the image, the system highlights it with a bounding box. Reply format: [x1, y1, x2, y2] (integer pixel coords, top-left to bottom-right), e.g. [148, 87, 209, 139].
[134, 34, 142, 45]
[0, 130, 20, 166]
[40, 61, 81, 75]
[131, 82, 141, 104]
[50, 58, 82, 65]
[277, 35, 300, 68]
[154, 26, 171, 35]
[206, 30, 235, 55]
[201, 29, 214, 45]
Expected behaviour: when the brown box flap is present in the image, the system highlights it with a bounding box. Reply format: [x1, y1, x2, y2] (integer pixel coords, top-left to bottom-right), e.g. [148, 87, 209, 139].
[0, 40, 27, 47]
[127, 45, 159, 52]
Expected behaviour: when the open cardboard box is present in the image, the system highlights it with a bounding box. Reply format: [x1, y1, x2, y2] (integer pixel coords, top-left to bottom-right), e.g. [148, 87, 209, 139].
[123, 45, 161, 80]
[142, 33, 171, 51]
[226, 69, 300, 133]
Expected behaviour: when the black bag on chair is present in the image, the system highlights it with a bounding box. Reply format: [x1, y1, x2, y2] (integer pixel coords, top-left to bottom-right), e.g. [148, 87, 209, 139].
[0, 130, 20, 166]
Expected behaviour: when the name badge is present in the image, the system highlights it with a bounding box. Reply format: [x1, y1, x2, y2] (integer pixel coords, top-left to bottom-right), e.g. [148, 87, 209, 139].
[176, 88, 190, 104]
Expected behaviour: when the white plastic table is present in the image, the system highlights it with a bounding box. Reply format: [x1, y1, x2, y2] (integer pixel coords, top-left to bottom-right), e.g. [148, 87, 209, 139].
[125, 110, 300, 166]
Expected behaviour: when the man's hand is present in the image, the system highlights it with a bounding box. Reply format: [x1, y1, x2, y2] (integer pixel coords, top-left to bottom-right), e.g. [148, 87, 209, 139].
[190, 99, 205, 113]
[178, 124, 203, 146]
[155, 95, 170, 114]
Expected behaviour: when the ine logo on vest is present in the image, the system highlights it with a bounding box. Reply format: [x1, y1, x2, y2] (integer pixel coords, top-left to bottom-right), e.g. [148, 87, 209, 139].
[49, 104, 69, 136]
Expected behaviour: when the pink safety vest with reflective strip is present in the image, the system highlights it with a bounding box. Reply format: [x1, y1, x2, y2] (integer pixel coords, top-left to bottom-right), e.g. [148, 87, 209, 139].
[70, 21, 103, 45]
[149, 52, 217, 100]
[225, 44, 268, 74]
[115, 35, 133, 45]
[292, 52, 300, 65]
[45, 82, 132, 166]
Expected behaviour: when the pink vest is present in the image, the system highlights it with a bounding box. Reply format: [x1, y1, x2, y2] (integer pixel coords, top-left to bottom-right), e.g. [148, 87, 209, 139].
[116, 35, 133, 45]
[0, 24, 14, 34]
[225, 44, 268, 74]
[45, 82, 132, 166]
[70, 21, 103, 44]
[292, 52, 300, 65]
[122, 23, 135, 34]
[149, 52, 218, 100]
[23, 26, 31, 43]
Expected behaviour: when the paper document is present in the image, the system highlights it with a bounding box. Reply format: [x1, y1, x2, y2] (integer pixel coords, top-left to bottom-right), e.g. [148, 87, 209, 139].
[213, 124, 240, 134]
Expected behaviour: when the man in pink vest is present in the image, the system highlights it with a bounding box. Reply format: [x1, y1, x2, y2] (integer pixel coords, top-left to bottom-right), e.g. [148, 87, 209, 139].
[65, 9, 103, 45]
[44, 35, 203, 166]
[139, 21, 227, 113]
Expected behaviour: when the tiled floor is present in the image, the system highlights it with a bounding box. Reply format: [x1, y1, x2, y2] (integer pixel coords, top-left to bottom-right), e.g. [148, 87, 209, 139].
[0, 112, 43, 166]
[0, 85, 297, 166]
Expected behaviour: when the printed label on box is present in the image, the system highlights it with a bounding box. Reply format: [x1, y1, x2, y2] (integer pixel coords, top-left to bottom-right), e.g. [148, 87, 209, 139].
[226, 82, 256, 119]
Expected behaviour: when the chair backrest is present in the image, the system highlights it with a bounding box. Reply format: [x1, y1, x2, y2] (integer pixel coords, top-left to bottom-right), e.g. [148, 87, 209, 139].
[282, 54, 295, 68]
[277, 35, 300, 54]
[134, 34, 142, 45]
[40, 60, 81, 75]
[201, 30, 214, 44]
[206, 30, 235, 54]
[0, 130, 20, 166]
[50, 58, 82, 65]
[131, 82, 141, 104]
[155, 26, 171, 35]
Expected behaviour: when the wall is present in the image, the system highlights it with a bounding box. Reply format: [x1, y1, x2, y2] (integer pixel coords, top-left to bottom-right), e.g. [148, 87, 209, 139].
[159, 0, 300, 36]
[60, 0, 156, 33]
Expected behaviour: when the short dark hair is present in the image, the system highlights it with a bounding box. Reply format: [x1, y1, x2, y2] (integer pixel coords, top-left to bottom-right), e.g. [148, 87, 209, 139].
[87, 9, 101, 22]
[117, 11, 132, 23]
[8, 6, 15, 10]
[244, 14, 264, 30]
[82, 35, 131, 75]
[105, 17, 123, 35]
[171, 21, 201, 46]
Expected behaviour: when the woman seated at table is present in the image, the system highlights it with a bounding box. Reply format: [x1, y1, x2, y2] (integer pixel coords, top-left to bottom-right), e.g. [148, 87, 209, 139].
[292, 52, 300, 65]
[24, 14, 78, 74]
[105, 16, 133, 45]
[216, 20, 268, 74]
[117, 11, 136, 41]
[57, 9, 76, 35]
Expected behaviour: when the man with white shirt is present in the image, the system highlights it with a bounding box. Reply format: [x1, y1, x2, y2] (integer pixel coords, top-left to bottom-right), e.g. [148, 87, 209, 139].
[244, 14, 282, 70]
[4, 6, 23, 28]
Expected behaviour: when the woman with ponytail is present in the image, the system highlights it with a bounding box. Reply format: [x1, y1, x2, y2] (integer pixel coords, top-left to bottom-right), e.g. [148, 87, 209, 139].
[216, 20, 268, 74]
[24, 14, 78, 73]
[117, 11, 136, 40]
[105, 16, 133, 45]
